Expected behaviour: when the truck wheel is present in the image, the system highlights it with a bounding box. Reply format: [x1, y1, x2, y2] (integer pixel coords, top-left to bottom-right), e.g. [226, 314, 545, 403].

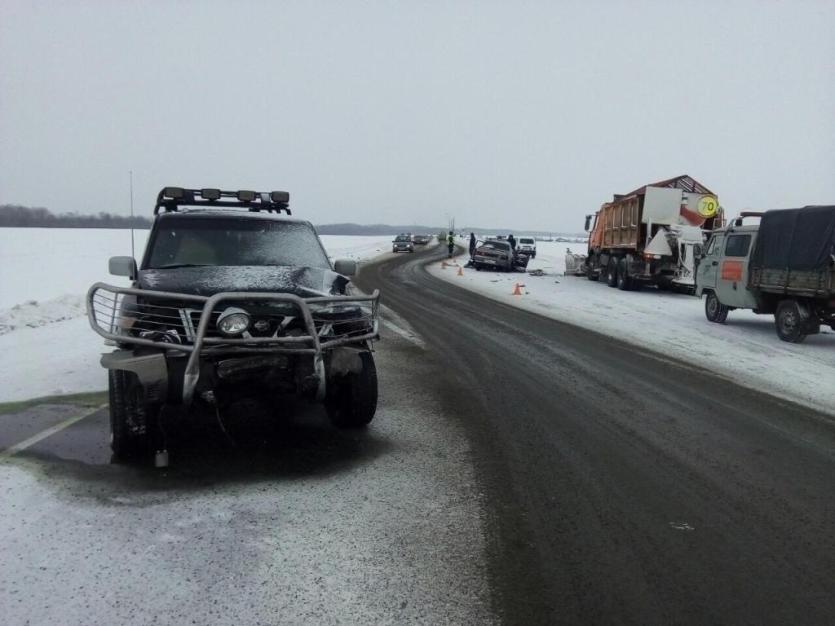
[616, 259, 630, 291]
[775, 300, 809, 343]
[606, 258, 618, 287]
[586, 266, 599, 281]
[108, 369, 152, 459]
[705, 292, 729, 323]
[326, 351, 378, 428]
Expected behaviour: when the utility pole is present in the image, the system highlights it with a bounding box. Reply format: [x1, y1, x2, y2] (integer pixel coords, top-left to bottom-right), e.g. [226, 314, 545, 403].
[129, 170, 136, 259]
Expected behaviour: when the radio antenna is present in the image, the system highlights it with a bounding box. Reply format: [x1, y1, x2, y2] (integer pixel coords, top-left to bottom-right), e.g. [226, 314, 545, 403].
[129, 170, 135, 259]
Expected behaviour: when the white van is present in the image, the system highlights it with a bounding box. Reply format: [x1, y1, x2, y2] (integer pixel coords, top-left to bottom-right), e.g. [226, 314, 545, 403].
[517, 237, 537, 258]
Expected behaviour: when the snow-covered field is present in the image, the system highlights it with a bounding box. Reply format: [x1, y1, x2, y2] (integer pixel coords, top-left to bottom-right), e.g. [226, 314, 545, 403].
[0, 228, 392, 401]
[430, 242, 835, 416]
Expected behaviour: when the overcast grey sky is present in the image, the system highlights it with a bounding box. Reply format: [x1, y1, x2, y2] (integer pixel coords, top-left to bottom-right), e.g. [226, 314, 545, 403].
[1, 1, 833, 232]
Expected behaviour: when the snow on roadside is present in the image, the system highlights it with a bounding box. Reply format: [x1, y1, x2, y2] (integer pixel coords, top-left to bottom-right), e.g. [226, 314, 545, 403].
[318, 234, 392, 263]
[0, 229, 393, 402]
[430, 242, 835, 416]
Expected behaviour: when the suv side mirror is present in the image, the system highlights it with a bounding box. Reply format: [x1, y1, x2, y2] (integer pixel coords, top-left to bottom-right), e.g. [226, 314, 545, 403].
[109, 256, 137, 279]
[333, 259, 357, 277]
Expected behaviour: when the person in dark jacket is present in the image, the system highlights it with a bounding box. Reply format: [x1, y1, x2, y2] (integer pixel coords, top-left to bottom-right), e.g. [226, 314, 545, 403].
[508, 234, 516, 250]
[447, 231, 455, 258]
[469, 233, 477, 259]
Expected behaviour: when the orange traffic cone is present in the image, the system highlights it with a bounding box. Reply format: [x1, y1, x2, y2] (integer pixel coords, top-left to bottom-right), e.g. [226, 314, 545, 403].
[512, 283, 522, 296]
[457, 266, 464, 276]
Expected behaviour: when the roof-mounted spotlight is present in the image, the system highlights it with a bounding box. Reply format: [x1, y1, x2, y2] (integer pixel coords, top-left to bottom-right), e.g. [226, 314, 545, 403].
[270, 191, 290, 203]
[200, 188, 221, 200]
[163, 187, 185, 199]
[237, 190, 256, 202]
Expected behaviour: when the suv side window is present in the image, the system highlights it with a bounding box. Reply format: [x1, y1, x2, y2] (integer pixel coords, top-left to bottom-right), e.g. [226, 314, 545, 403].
[725, 234, 751, 257]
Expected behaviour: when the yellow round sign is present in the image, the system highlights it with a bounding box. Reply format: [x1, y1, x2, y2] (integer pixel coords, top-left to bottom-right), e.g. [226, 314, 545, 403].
[698, 196, 718, 218]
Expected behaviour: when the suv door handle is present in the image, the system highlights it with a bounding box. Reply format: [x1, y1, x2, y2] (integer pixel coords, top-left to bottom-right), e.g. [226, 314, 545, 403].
[711, 261, 718, 266]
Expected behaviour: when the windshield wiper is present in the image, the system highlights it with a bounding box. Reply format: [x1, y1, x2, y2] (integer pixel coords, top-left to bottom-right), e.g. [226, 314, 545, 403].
[155, 263, 213, 269]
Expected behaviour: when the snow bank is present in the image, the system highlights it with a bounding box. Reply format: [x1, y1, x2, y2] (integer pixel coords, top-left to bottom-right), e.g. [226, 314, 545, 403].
[0, 228, 392, 401]
[430, 242, 835, 415]
[0, 294, 86, 335]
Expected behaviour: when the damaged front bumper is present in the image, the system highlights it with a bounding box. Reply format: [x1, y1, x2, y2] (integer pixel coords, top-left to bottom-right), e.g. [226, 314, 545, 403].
[87, 284, 380, 405]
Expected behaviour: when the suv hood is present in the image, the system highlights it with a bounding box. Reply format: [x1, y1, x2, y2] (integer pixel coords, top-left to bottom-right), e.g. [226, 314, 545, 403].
[138, 265, 349, 298]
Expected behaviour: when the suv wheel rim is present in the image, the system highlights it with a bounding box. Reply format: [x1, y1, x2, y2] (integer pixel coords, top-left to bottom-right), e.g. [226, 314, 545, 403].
[781, 310, 798, 334]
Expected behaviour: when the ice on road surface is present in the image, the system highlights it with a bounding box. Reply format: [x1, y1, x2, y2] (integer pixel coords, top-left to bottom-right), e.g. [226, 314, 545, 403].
[431, 241, 835, 416]
[0, 228, 393, 401]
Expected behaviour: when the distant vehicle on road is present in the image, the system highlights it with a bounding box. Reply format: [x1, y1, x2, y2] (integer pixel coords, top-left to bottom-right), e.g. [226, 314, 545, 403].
[412, 234, 432, 245]
[584, 174, 723, 292]
[517, 237, 537, 258]
[87, 187, 381, 463]
[392, 234, 415, 253]
[696, 205, 835, 343]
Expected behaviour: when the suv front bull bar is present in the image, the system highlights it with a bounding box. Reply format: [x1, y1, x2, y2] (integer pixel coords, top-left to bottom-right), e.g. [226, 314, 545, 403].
[87, 283, 380, 404]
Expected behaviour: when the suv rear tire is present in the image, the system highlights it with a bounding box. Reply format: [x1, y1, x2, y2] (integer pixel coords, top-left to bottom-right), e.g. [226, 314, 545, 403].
[108, 369, 153, 459]
[775, 300, 811, 343]
[326, 351, 378, 428]
[705, 291, 729, 323]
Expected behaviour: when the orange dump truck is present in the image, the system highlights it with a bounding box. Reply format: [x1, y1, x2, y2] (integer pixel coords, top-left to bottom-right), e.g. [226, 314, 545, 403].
[583, 174, 723, 292]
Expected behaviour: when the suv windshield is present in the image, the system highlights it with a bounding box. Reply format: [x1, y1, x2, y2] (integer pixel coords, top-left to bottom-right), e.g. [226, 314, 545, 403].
[145, 217, 330, 269]
[519, 238, 534, 244]
[395, 236, 411, 242]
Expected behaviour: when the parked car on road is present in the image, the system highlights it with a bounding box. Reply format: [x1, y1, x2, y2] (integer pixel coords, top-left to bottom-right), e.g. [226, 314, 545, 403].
[517, 237, 537, 258]
[87, 187, 381, 463]
[392, 234, 415, 253]
[696, 206, 835, 343]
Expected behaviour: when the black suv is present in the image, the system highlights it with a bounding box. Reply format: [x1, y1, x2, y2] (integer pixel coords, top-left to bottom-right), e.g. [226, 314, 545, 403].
[87, 187, 380, 463]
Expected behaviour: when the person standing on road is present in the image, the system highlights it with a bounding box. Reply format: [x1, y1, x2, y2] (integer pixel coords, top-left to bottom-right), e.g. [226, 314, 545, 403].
[447, 231, 455, 258]
[508, 234, 516, 250]
[469, 232, 477, 259]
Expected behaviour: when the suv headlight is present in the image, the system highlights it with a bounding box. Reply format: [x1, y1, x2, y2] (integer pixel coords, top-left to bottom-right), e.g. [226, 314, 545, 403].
[217, 307, 250, 336]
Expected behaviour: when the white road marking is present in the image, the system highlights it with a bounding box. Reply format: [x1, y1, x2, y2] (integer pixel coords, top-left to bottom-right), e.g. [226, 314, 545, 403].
[379, 305, 425, 348]
[0, 404, 106, 458]
[381, 319, 425, 348]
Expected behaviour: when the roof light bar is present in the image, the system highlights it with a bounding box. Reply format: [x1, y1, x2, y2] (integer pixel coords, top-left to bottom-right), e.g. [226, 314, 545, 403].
[154, 187, 292, 215]
[163, 187, 185, 199]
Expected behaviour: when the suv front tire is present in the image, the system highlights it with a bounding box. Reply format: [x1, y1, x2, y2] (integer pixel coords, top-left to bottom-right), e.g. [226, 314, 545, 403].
[325, 351, 378, 428]
[108, 369, 153, 459]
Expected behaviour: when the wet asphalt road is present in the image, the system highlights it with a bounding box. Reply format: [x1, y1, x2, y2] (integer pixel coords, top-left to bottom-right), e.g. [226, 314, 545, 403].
[355, 244, 835, 625]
